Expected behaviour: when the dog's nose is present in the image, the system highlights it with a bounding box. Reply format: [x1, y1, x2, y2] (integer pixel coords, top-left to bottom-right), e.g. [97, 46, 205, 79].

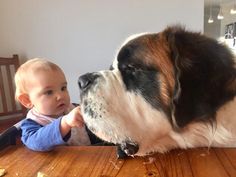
[78, 73, 96, 91]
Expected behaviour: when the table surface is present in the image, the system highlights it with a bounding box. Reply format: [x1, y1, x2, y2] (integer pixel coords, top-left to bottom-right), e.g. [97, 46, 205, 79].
[0, 145, 236, 177]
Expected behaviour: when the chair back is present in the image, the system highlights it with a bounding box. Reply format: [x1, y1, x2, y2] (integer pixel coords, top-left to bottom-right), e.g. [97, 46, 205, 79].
[0, 55, 27, 120]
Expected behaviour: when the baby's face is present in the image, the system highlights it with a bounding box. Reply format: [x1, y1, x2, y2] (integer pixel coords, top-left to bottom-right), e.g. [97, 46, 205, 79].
[27, 69, 70, 117]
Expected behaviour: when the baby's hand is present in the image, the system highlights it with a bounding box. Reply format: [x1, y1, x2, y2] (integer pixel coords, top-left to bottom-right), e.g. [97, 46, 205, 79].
[60, 106, 85, 137]
[63, 106, 84, 128]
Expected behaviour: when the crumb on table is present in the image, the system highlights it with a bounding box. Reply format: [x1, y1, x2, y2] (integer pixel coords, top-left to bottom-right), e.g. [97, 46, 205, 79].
[0, 169, 6, 177]
[37, 172, 47, 177]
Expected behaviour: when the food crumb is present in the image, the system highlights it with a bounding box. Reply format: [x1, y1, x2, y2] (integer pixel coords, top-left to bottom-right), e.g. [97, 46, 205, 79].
[0, 169, 6, 177]
[143, 157, 156, 164]
[178, 152, 184, 156]
[37, 172, 48, 177]
[109, 160, 120, 170]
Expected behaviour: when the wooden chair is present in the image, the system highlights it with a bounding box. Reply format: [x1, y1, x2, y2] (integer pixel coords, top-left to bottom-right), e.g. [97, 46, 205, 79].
[0, 55, 26, 150]
[0, 54, 27, 119]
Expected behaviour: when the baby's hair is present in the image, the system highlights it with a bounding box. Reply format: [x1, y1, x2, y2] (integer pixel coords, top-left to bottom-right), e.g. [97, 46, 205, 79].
[14, 58, 63, 100]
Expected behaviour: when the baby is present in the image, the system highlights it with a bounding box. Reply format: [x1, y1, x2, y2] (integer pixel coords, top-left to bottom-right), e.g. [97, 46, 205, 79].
[15, 58, 101, 151]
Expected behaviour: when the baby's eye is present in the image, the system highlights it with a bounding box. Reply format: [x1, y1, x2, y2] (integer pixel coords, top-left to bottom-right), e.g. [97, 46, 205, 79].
[44, 90, 53, 95]
[61, 86, 67, 91]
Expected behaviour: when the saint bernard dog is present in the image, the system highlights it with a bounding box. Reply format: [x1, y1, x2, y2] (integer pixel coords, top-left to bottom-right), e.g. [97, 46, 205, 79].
[78, 25, 236, 157]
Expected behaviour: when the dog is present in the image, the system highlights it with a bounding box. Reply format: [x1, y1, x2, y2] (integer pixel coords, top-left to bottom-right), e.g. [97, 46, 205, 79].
[78, 25, 236, 157]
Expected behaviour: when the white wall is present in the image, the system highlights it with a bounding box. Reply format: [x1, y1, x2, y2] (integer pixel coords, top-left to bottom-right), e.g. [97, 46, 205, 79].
[0, 0, 204, 103]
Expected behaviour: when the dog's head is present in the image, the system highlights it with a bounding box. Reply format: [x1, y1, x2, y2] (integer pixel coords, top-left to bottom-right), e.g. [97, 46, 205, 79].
[78, 25, 236, 156]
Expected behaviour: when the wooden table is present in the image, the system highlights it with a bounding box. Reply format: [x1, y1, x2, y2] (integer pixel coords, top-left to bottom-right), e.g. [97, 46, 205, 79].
[0, 145, 236, 177]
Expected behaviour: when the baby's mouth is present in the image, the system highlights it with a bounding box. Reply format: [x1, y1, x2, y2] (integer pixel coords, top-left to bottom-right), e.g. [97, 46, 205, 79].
[57, 103, 66, 109]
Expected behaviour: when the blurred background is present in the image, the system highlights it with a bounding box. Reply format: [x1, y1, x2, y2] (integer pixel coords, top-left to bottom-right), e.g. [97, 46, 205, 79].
[1, 0, 230, 103]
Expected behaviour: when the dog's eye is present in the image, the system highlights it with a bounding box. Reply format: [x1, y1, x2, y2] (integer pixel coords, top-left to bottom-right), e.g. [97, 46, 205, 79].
[125, 64, 137, 74]
[127, 64, 135, 70]
[120, 64, 142, 75]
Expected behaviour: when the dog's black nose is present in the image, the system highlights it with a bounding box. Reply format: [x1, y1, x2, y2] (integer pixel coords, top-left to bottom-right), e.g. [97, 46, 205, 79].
[78, 73, 96, 91]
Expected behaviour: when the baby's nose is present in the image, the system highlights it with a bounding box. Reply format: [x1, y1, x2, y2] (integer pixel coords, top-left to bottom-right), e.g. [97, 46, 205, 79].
[56, 92, 63, 100]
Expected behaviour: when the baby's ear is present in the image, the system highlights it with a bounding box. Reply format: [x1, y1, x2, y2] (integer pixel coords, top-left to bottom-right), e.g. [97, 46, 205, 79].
[17, 93, 33, 108]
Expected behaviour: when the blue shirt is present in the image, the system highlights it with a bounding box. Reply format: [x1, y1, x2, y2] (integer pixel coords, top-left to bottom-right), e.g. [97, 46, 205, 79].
[21, 118, 71, 151]
[21, 117, 107, 152]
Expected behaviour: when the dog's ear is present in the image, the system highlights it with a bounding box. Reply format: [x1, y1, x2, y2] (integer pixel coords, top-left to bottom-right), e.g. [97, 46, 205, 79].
[163, 25, 236, 129]
[163, 26, 184, 129]
[164, 26, 206, 128]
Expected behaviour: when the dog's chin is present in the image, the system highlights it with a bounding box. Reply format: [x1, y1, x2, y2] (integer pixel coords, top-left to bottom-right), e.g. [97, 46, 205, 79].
[87, 123, 140, 156]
